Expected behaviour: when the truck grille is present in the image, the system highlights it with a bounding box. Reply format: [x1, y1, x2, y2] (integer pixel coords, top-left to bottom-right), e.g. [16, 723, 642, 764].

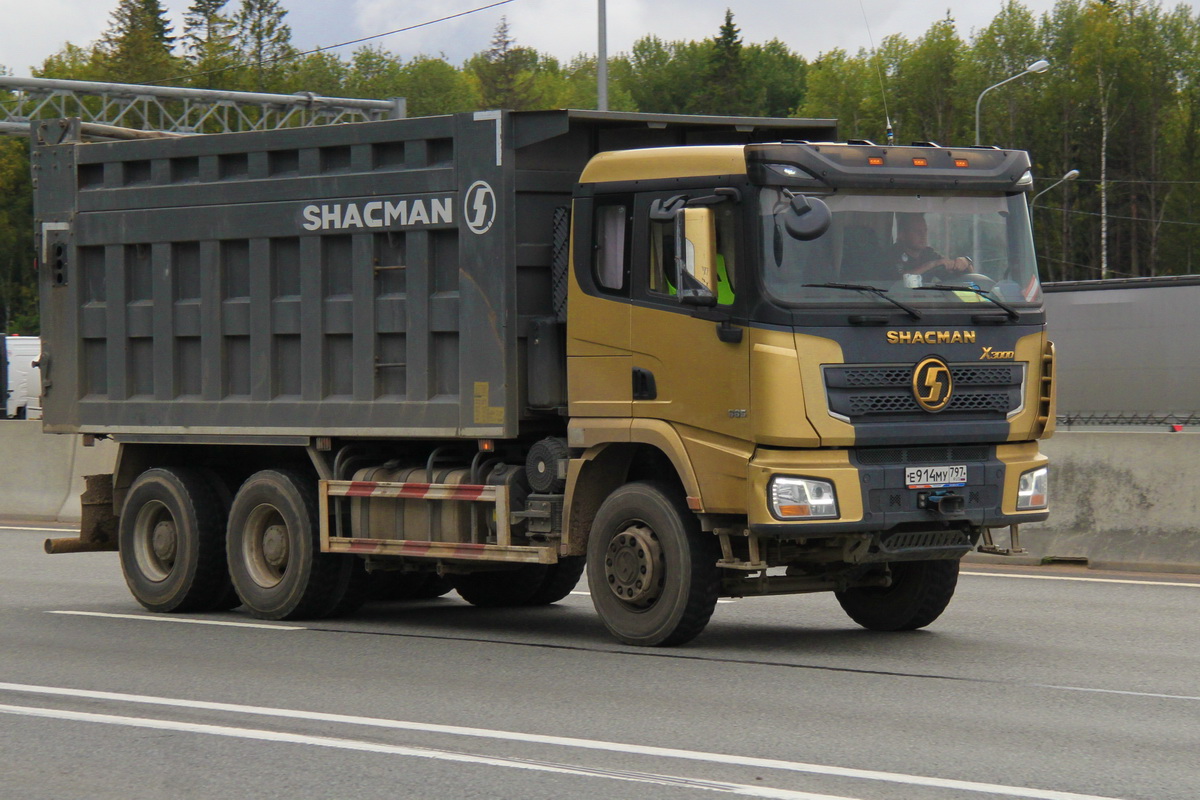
[856, 445, 990, 465]
[825, 363, 1024, 421]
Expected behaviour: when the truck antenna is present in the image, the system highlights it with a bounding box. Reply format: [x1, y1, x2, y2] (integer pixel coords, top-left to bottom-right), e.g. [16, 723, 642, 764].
[859, 0, 894, 145]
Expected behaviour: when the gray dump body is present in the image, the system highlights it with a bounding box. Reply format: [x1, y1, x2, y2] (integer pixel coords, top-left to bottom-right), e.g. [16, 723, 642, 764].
[34, 109, 834, 441]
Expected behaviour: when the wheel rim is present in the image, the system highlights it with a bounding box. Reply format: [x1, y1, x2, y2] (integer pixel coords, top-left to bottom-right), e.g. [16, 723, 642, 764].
[132, 500, 176, 582]
[602, 524, 663, 609]
[242, 504, 290, 588]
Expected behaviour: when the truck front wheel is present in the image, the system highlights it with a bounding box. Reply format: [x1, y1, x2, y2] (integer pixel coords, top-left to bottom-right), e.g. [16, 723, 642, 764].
[118, 467, 232, 613]
[835, 559, 960, 631]
[586, 482, 720, 647]
[226, 469, 353, 620]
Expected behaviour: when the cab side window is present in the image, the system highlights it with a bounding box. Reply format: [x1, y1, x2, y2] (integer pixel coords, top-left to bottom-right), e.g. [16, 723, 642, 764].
[594, 202, 630, 294]
[647, 200, 737, 305]
[648, 218, 676, 296]
[713, 202, 737, 306]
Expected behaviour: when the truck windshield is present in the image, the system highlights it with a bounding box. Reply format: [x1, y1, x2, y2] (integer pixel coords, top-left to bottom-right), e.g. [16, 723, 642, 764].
[758, 188, 1041, 309]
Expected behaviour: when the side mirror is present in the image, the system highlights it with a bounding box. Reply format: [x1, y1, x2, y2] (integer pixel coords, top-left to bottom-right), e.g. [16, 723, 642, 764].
[674, 207, 718, 306]
[784, 194, 832, 241]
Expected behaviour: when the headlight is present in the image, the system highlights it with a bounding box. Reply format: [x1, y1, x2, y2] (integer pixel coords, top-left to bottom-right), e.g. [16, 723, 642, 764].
[1017, 466, 1048, 510]
[769, 476, 838, 520]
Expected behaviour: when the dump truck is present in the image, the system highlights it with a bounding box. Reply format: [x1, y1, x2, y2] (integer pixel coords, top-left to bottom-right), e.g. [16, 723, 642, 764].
[35, 110, 1053, 646]
[4, 335, 42, 419]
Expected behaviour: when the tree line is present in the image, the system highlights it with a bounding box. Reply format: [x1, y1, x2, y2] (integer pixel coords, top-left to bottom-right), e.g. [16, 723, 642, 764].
[1, 0, 1196, 333]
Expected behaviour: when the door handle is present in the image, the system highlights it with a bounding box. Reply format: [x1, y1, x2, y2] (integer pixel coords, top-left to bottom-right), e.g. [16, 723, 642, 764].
[632, 368, 657, 401]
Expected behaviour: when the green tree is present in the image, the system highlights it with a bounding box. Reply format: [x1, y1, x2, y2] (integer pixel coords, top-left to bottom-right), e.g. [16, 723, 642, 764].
[745, 39, 807, 119]
[95, 0, 182, 82]
[967, 1, 1045, 148]
[402, 56, 482, 115]
[233, 0, 294, 91]
[183, 0, 241, 89]
[0, 140, 37, 334]
[345, 46, 406, 100]
[800, 48, 877, 137]
[282, 51, 349, 96]
[544, 54, 637, 111]
[893, 15, 961, 144]
[699, 10, 763, 115]
[467, 17, 542, 110]
[622, 35, 711, 113]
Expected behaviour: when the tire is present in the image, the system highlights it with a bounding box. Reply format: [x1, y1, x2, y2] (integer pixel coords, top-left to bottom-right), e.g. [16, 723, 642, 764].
[526, 556, 586, 606]
[118, 467, 231, 613]
[196, 468, 241, 611]
[323, 556, 370, 618]
[451, 564, 549, 608]
[368, 572, 453, 602]
[586, 482, 720, 647]
[226, 469, 351, 621]
[835, 559, 960, 631]
[414, 574, 453, 599]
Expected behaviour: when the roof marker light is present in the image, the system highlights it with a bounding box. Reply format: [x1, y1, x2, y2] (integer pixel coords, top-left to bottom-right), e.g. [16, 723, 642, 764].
[868, 156, 884, 166]
[912, 157, 929, 167]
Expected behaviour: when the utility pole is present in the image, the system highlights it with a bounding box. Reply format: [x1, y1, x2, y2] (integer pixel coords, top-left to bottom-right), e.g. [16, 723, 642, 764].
[597, 0, 608, 111]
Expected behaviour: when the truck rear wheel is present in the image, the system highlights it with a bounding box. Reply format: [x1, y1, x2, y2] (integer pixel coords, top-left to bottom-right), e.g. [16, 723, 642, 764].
[118, 467, 232, 613]
[526, 555, 586, 606]
[835, 559, 960, 631]
[226, 469, 351, 620]
[586, 482, 720, 647]
[450, 565, 548, 607]
[369, 572, 453, 602]
[196, 467, 241, 611]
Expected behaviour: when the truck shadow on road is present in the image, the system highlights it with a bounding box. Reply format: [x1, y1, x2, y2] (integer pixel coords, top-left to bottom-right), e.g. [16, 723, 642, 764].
[309, 596, 959, 663]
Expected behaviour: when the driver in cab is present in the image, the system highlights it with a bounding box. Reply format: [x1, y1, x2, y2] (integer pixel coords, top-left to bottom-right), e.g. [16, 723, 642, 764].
[890, 213, 972, 278]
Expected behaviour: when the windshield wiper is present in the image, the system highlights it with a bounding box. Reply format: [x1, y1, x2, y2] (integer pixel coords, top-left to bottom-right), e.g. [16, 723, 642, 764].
[804, 282, 922, 320]
[915, 285, 1020, 321]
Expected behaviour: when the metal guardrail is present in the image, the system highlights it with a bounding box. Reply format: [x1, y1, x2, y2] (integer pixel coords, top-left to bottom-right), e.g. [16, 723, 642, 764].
[0, 75, 405, 135]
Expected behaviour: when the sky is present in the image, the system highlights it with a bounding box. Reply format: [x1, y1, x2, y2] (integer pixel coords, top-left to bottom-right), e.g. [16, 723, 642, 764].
[0, 0, 1110, 81]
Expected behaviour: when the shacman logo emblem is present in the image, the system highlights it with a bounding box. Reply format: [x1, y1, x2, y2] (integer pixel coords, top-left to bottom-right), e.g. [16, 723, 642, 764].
[464, 180, 496, 235]
[912, 356, 953, 413]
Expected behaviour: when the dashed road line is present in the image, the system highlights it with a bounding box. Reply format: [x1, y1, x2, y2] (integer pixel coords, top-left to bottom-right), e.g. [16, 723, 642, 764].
[47, 610, 305, 630]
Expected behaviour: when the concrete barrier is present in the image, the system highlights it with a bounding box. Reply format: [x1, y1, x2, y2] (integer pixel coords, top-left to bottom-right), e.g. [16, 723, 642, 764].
[999, 431, 1200, 573]
[0, 424, 1196, 571]
[0, 420, 116, 522]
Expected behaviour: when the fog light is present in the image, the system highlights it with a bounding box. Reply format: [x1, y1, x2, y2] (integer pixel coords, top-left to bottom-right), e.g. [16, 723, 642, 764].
[1017, 466, 1048, 510]
[769, 476, 838, 520]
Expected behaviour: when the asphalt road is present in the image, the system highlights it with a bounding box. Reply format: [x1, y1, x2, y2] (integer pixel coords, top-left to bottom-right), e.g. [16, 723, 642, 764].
[1, 523, 1197, 800]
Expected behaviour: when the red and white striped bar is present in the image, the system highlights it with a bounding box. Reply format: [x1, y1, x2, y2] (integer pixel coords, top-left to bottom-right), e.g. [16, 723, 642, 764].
[318, 479, 555, 564]
[328, 480, 495, 503]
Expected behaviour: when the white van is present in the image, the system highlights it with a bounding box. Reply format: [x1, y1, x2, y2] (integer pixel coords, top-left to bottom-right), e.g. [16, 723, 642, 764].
[5, 336, 41, 419]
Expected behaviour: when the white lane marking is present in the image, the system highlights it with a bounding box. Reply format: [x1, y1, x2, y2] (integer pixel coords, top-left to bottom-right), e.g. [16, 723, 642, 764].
[962, 571, 1200, 589]
[1034, 684, 1200, 702]
[0, 682, 1128, 800]
[0, 525, 74, 533]
[47, 611, 305, 631]
[0, 702, 859, 800]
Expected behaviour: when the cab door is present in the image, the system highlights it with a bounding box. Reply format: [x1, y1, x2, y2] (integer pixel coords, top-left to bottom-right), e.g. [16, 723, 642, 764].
[566, 196, 633, 419]
[628, 193, 752, 501]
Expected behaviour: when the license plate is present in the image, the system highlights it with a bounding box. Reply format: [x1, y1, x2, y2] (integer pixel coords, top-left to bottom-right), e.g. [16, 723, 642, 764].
[905, 465, 967, 488]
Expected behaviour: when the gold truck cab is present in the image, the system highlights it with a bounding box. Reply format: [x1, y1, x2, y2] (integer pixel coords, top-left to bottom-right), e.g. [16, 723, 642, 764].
[565, 141, 1052, 644]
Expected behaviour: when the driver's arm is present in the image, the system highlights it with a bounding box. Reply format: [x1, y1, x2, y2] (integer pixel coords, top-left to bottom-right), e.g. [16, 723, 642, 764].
[907, 255, 972, 275]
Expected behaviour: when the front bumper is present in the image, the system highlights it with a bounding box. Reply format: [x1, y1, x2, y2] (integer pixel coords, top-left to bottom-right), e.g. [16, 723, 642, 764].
[747, 441, 1049, 536]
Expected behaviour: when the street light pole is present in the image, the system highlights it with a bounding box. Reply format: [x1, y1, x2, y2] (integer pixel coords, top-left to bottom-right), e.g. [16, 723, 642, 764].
[1031, 168, 1080, 212]
[974, 59, 1050, 146]
[597, 0, 608, 111]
